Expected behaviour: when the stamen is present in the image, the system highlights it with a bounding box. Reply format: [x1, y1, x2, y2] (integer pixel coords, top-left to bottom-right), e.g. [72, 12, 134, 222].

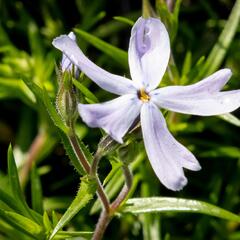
[138, 89, 150, 102]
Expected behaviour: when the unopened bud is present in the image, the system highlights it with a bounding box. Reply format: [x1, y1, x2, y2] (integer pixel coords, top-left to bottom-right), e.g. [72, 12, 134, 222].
[56, 71, 78, 126]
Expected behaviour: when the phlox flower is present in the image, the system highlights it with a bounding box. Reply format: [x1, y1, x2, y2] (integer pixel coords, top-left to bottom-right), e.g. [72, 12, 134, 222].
[53, 17, 240, 191]
[61, 31, 79, 78]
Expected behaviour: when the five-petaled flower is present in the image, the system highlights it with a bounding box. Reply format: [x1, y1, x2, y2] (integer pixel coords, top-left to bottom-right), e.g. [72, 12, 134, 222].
[53, 17, 240, 191]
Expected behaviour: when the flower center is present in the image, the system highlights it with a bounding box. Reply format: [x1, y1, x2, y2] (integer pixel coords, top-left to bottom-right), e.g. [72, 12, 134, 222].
[138, 89, 150, 102]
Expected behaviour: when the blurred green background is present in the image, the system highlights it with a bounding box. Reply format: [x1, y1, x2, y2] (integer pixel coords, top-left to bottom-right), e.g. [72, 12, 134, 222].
[0, 0, 240, 239]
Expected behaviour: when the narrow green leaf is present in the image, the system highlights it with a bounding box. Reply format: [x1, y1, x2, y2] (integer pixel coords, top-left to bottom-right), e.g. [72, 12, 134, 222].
[78, 140, 94, 164]
[173, 0, 182, 20]
[42, 88, 70, 134]
[77, 0, 104, 30]
[5, 211, 43, 235]
[141, 213, 161, 240]
[74, 28, 128, 69]
[198, 0, 240, 78]
[22, 77, 69, 134]
[103, 161, 123, 186]
[171, 0, 182, 41]
[0, 219, 28, 240]
[113, 16, 134, 26]
[7, 145, 36, 221]
[54, 231, 92, 239]
[28, 22, 44, 59]
[188, 56, 205, 83]
[52, 211, 58, 227]
[123, 197, 240, 222]
[156, 0, 172, 36]
[0, 188, 22, 213]
[142, 0, 155, 18]
[31, 165, 43, 214]
[49, 175, 97, 240]
[0, 209, 43, 239]
[218, 113, 240, 127]
[200, 146, 240, 158]
[181, 51, 192, 77]
[0, 78, 36, 105]
[43, 197, 71, 211]
[93, 12, 139, 39]
[73, 78, 99, 103]
[43, 211, 52, 233]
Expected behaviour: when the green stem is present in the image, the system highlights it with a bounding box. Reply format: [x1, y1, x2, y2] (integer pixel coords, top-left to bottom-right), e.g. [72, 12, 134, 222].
[68, 133, 91, 173]
[92, 164, 133, 240]
[68, 124, 110, 213]
[92, 210, 111, 240]
[111, 165, 133, 211]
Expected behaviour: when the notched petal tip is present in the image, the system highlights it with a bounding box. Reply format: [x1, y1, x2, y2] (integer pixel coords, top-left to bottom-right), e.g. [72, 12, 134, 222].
[53, 33, 137, 95]
[128, 16, 170, 90]
[52, 35, 68, 48]
[171, 176, 188, 191]
[141, 103, 191, 192]
[151, 67, 239, 116]
[181, 152, 202, 171]
[68, 31, 76, 41]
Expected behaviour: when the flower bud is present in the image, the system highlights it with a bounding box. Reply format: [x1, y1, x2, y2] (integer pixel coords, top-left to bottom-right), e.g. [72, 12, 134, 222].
[56, 33, 80, 125]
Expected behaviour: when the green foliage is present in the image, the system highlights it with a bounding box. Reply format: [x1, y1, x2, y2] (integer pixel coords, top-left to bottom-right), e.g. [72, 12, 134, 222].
[50, 175, 97, 239]
[156, 0, 182, 41]
[123, 197, 240, 222]
[0, 210, 43, 239]
[73, 76, 99, 103]
[75, 28, 128, 69]
[7, 145, 39, 222]
[197, 0, 240, 78]
[31, 165, 43, 214]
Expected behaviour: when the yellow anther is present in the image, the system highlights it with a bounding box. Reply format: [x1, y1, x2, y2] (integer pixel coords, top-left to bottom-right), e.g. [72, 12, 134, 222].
[139, 89, 150, 102]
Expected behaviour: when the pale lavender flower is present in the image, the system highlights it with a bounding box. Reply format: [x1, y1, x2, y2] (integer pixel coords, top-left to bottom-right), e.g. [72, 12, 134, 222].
[61, 32, 79, 78]
[52, 17, 240, 191]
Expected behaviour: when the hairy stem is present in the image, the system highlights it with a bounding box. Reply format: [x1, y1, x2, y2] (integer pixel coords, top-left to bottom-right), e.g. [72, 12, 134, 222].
[92, 210, 111, 240]
[92, 164, 133, 240]
[68, 126, 110, 212]
[91, 150, 110, 212]
[68, 133, 91, 173]
[91, 150, 102, 176]
[111, 164, 133, 211]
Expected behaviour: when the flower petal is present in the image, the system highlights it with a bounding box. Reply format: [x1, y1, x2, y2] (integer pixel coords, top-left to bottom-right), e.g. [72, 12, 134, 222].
[78, 94, 142, 143]
[53, 35, 137, 95]
[151, 69, 240, 116]
[128, 17, 170, 91]
[61, 32, 80, 77]
[140, 102, 201, 191]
